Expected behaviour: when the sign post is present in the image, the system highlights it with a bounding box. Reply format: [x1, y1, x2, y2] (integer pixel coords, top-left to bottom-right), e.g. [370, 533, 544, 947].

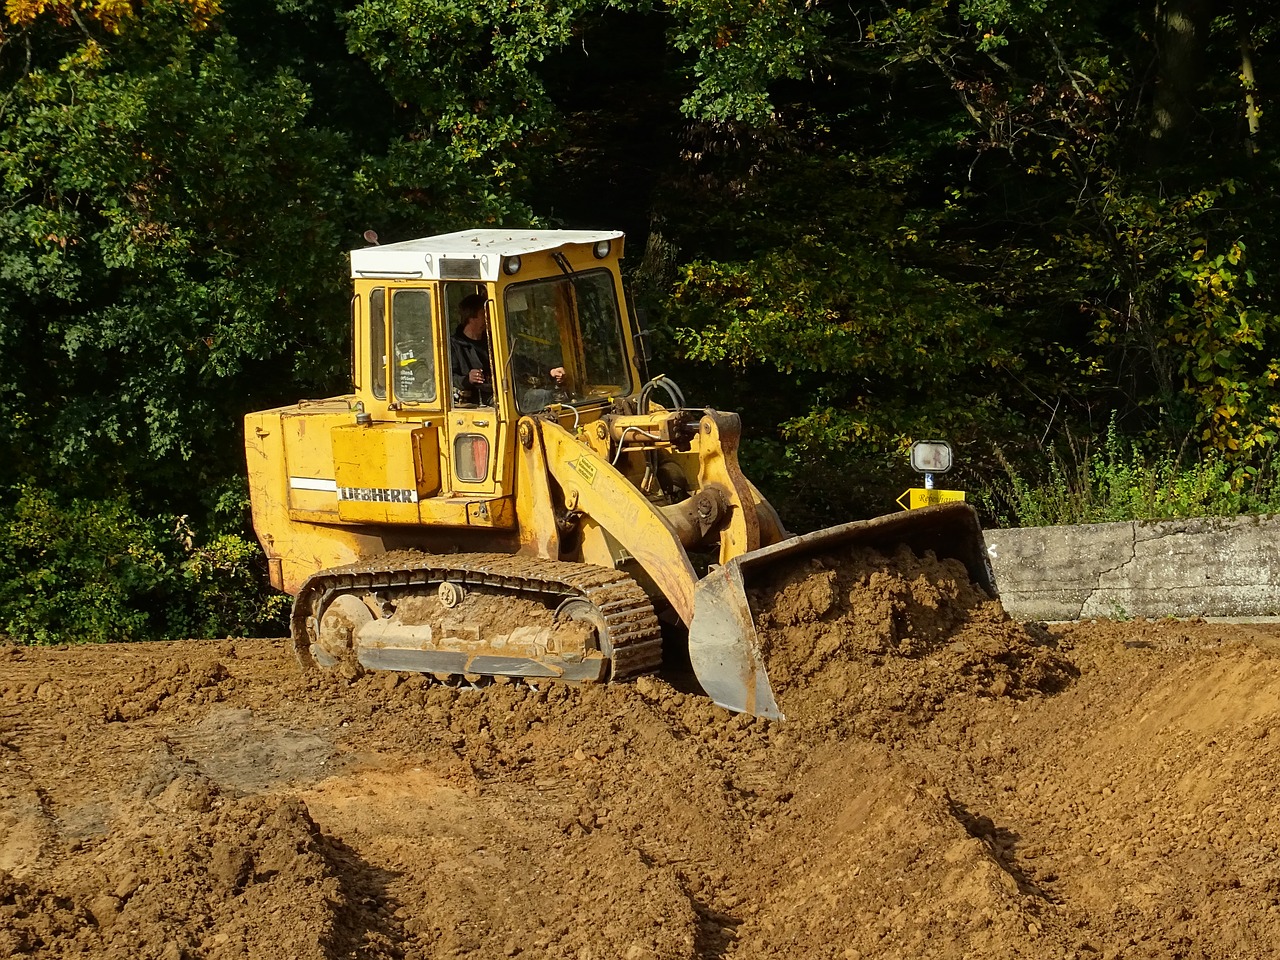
[899, 440, 965, 510]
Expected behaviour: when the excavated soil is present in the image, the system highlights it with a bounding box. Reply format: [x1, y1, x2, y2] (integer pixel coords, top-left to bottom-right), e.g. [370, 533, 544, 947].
[3, 546, 1280, 959]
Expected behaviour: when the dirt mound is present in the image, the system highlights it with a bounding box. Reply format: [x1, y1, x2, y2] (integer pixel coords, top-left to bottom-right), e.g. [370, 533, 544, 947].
[0, 790, 384, 960]
[0, 868, 94, 957]
[3, 614, 1280, 958]
[0, 643, 239, 724]
[727, 743, 1049, 960]
[750, 545, 1076, 737]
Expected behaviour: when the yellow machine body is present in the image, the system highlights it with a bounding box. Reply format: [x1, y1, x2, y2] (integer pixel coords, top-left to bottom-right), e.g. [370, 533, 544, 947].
[245, 230, 993, 717]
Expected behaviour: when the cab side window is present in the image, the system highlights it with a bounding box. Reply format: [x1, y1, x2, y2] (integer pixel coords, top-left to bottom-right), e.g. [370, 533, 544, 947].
[370, 287, 387, 399]
[444, 283, 490, 408]
[392, 288, 436, 403]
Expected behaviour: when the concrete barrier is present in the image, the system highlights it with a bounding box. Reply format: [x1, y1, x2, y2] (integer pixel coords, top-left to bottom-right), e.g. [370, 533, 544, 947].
[983, 514, 1280, 621]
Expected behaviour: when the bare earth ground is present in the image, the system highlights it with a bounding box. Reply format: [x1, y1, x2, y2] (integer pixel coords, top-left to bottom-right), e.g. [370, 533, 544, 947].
[3, 548, 1280, 960]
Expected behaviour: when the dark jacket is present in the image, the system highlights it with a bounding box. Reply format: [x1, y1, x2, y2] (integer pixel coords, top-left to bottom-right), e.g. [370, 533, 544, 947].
[451, 326, 493, 405]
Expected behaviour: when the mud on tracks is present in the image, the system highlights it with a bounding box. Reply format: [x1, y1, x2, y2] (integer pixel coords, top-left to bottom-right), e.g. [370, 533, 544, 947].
[2, 557, 1280, 959]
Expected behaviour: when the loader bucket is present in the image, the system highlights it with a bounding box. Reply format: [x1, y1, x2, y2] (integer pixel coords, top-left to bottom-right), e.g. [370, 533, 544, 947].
[686, 501, 996, 720]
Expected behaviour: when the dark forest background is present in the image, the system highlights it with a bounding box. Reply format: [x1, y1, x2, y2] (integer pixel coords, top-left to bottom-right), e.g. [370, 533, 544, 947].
[2, 0, 1276, 642]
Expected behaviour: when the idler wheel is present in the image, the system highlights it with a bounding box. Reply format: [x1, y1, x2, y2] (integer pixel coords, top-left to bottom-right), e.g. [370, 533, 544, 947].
[310, 595, 374, 670]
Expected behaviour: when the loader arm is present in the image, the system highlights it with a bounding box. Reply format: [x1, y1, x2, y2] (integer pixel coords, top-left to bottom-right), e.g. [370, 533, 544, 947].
[523, 415, 702, 624]
[694, 411, 764, 563]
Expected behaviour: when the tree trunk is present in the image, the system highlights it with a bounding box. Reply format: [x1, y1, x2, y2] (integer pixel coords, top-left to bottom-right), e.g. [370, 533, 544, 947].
[1149, 0, 1211, 151]
[1238, 5, 1261, 157]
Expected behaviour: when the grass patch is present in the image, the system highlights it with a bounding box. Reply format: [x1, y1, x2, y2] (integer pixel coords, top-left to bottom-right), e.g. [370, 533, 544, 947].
[979, 419, 1280, 527]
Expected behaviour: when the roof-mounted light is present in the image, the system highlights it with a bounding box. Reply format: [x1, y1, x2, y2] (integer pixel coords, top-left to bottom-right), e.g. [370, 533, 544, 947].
[592, 240, 611, 259]
[503, 255, 522, 275]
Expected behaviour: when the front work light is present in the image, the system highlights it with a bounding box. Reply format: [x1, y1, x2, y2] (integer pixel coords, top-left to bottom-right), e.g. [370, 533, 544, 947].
[592, 240, 611, 259]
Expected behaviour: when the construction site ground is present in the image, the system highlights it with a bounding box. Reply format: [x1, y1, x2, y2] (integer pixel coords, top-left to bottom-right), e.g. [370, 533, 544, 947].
[2, 547, 1279, 959]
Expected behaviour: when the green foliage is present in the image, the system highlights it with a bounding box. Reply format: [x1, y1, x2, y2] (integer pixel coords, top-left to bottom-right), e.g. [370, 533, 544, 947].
[672, 232, 1018, 447]
[342, 0, 629, 228]
[1163, 238, 1280, 457]
[3, 0, 221, 33]
[861, 1, 1280, 460]
[979, 418, 1280, 528]
[661, 126, 1031, 479]
[666, 0, 830, 124]
[171, 522, 291, 640]
[0, 487, 285, 645]
[0, 5, 351, 642]
[0, 11, 353, 493]
[2, 0, 1280, 642]
[0, 488, 167, 644]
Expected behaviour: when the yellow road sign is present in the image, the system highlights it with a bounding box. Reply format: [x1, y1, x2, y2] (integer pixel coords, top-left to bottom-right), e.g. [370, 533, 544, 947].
[896, 488, 966, 511]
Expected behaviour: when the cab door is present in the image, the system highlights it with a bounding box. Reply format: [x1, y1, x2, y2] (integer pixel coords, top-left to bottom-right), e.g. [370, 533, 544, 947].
[441, 283, 507, 502]
[388, 285, 446, 505]
[334, 283, 445, 524]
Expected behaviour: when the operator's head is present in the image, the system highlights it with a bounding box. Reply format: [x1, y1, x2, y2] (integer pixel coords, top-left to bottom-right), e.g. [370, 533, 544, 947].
[460, 293, 488, 333]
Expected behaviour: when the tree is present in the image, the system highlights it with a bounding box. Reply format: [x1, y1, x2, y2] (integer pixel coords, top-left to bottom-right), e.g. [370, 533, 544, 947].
[0, 1, 353, 640]
[650, 0, 1280, 488]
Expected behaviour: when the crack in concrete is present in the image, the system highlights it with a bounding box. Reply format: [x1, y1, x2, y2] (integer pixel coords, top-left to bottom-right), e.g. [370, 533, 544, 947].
[1075, 522, 1139, 619]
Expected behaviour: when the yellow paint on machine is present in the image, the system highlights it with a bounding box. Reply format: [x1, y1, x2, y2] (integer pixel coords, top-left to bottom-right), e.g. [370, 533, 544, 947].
[332, 423, 433, 524]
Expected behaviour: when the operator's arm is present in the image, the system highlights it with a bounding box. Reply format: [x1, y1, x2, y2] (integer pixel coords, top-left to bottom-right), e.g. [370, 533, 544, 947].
[449, 336, 467, 390]
[512, 347, 561, 384]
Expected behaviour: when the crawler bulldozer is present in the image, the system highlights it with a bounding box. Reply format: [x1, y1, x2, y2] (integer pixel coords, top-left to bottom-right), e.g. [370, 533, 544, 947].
[245, 229, 994, 718]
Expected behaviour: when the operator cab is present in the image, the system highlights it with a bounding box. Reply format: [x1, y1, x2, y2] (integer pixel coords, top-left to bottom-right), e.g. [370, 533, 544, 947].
[350, 229, 637, 417]
[343, 229, 643, 519]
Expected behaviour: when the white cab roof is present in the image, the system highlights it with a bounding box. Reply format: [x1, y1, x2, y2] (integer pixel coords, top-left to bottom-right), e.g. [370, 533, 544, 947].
[349, 229, 624, 281]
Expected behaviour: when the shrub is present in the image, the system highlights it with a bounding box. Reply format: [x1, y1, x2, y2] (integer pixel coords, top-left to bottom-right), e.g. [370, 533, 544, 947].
[0, 486, 285, 645]
[979, 418, 1280, 527]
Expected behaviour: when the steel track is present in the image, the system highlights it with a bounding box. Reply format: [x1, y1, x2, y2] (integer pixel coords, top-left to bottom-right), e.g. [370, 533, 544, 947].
[290, 552, 664, 681]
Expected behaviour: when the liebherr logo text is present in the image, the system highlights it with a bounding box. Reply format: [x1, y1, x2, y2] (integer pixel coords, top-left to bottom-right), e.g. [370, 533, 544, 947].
[338, 487, 419, 503]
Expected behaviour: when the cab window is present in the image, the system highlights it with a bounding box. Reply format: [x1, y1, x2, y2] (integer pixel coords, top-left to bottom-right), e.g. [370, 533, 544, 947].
[444, 283, 489, 408]
[504, 269, 630, 412]
[370, 287, 387, 399]
[392, 288, 436, 404]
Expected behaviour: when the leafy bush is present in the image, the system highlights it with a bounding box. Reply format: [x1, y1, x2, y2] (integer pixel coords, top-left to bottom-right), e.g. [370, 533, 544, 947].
[0, 487, 285, 645]
[979, 418, 1280, 528]
[0, 487, 166, 644]
[169, 520, 290, 641]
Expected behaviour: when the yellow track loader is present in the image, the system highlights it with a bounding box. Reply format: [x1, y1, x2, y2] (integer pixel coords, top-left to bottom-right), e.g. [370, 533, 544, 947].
[244, 230, 994, 718]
